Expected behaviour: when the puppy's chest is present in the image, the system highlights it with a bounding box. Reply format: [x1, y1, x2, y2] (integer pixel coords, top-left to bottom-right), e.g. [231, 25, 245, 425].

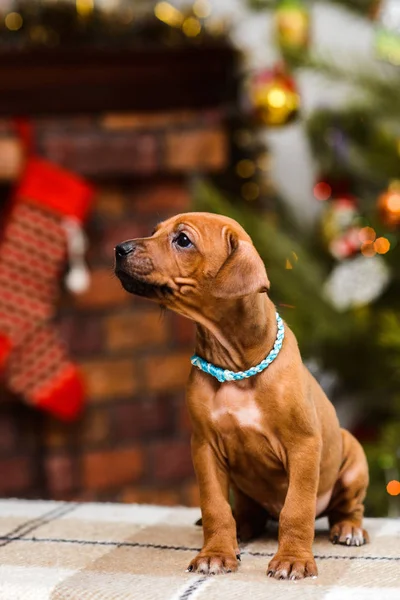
[208, 386, 284, 474]
[209, 386, 266, 435]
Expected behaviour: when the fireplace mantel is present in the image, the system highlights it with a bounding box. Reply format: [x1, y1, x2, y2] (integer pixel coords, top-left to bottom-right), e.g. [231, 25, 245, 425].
[0, 45, 238, 116]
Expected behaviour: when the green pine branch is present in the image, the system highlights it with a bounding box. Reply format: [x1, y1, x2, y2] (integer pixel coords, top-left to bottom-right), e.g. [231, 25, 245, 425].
[306, 106, 400, 184]
[295, 52, 400, 116]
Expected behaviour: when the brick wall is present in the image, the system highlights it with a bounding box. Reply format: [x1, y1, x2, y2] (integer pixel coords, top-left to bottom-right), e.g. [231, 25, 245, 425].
[0, 110, 228, 506]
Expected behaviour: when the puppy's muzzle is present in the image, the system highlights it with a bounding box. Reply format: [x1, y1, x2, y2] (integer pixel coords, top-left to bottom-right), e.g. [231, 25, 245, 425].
[114, 240, 164, 299]
[115, 241, 135, 259]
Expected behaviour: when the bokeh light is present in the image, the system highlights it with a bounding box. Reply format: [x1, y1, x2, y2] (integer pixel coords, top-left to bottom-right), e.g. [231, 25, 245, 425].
[387, 480, 400, 496]
[387, 191, 400, 213]
[76, 0, 94, 18]
[236, 159, 255, 178]
[378, 181, 400, 227]
[241, 182, 259, 201]
[256, 153, 270, 171]
[182, 16, 201, 37]
[361, 241, 376, 257]
[359, 227, 376, 243]
[154, 2, 183, 27]
[374, 237, 390, 254]
[5, 12, 23, 31]
[193, 0, 212, 18]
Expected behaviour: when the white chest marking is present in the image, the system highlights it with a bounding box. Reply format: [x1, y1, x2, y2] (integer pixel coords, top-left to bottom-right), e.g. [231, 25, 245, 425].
[211, 398, 263, 432]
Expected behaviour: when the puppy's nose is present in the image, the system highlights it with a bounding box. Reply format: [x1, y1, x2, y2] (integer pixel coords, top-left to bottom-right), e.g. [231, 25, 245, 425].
[115, 241, 135, 258]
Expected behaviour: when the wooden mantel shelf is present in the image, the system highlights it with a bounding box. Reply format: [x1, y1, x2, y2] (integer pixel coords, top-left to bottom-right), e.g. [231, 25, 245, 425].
[0, 45, 238, 116]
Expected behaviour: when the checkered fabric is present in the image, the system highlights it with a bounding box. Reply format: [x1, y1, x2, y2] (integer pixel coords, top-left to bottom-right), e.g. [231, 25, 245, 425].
[0, 499, 399, 599]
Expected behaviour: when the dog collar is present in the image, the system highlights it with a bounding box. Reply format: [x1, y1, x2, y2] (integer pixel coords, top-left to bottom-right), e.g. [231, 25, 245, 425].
[191, 311, 284, 383]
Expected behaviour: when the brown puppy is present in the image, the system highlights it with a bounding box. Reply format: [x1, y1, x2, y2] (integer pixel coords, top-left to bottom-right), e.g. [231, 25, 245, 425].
[114, 212, 369, 581]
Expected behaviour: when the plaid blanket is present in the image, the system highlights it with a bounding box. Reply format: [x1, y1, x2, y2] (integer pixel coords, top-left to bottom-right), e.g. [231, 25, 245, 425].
[0, 499, 399, 599]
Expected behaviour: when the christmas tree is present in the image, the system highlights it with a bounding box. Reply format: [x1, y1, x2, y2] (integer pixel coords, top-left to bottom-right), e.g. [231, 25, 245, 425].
[1, 0, 398, 515]
[194, 0, 400, 516]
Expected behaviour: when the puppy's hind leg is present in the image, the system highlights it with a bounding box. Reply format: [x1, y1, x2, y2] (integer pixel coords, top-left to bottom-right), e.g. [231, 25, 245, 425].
[232, 485, 269, 543]
[328, 429, 369, 547]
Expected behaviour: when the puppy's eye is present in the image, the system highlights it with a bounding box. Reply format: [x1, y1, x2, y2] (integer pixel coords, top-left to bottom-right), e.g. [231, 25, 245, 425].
[174, 232, 193, 248]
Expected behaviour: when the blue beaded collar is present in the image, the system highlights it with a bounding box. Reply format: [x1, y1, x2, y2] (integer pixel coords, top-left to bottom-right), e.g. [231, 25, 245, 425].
[190, 311, 284, 383]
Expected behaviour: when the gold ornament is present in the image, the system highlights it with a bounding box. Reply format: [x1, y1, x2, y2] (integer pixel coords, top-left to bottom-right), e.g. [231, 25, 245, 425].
[276, 0, 310, 53]
[251, 67, 300, 126]
[378, 180, 400, 228]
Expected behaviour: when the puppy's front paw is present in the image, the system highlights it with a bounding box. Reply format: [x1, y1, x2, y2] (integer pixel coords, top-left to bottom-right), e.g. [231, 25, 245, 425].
[187, 551, 238, 575]
[330, 521, 369, 546]
[267, 553, 318, 580]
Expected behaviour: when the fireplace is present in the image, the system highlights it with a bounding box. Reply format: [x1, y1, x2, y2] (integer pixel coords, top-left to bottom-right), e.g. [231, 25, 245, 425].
[0, 45, 237, 504]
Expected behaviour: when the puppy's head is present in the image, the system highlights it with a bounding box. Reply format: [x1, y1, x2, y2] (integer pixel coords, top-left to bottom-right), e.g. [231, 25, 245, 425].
[114, 212, 269, 320]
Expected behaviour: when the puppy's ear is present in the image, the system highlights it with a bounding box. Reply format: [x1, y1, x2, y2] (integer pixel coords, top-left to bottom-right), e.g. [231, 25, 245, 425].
[213, 231, 270, 299]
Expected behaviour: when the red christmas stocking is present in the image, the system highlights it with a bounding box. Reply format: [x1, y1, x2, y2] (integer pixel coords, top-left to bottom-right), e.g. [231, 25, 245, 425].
[0, 156, 94, 420]
[4, 323, 84, 421]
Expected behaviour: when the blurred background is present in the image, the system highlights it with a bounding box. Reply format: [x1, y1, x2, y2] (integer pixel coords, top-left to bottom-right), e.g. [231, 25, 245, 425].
[0, 0, 399, 517]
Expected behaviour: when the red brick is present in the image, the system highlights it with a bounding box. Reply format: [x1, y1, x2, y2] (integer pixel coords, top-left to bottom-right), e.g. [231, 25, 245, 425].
[83, 447, 143, 491]
[79, 408, 110, 445]
[45, 453, 76, 497]
[70, 490, 99, 502]
[102, 221, 150, 262]
[177, 396, 192, 435]
[169, 313, 195, 346]
[101, 110, 200, 129]
[129, 182, 190, 214]
[74, 268, 131, 309]
[35, 116, 94, 131]
[151, 439, 193, 483]
[43, 418, 74, 449]
[80, 359, 137, 402]
[105, 311, 167, 351]
[114, 396, 172, 440]
[0, 457, 32, 495]
[40, 131, 158, 176]
[143, 352, 191, 392]
[58, 315, 103, 356]
[94, 187, 127, 218]
[165, 128, 227, 172]
[0, 413, 18, 454]
[121, 485, 182, 506]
